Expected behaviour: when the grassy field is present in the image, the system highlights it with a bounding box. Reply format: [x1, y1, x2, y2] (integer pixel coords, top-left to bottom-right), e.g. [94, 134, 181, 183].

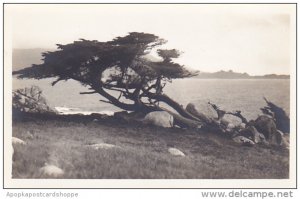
[12, 116, 289, 179]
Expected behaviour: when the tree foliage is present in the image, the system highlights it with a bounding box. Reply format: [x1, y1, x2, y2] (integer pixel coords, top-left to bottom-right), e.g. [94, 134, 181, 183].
[13, 32, 198, 116]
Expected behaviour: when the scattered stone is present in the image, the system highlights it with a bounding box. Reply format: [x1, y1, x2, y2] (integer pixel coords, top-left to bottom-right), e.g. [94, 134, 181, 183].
[39, 164, 64, 177]
[238, 123, 246, 129]
[144, 111, 173, 128]
[92, 119, 99, 122]
[12, 137, 26, 145]
[168, 147, 185, 157]
[24, 131, 34, 139]
[88, 143, 117, 150]
[12, 146, 14, 159]
[227, 123, 235, 129]
[232, 136, 255, 147]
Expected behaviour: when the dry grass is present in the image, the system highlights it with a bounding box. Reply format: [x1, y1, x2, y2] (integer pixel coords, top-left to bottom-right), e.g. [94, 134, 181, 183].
[12, 117, 289, 179]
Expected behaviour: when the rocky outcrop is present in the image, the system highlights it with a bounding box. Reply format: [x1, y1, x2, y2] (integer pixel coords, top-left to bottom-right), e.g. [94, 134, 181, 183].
[186, 103, 211, 123]
[144, 111, 174, 128]
[239, 126, 266, 144]
[12, 86, 57, 114]
[253, 115, 277, 140]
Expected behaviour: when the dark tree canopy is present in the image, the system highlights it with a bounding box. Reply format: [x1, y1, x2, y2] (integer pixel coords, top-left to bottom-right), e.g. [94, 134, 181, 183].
[13, 32, 198, 119]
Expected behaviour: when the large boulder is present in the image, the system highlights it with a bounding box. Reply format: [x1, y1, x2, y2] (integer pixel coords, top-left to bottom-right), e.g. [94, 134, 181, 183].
[251, 115, 287, 146]
[186, 103, 211, 123]
[253, 115, 277, 140]
[144, 111, 173, 128]
[269, 130, 288, 147]
[239, 126, 266, 144]
[12, 86, 57, 114]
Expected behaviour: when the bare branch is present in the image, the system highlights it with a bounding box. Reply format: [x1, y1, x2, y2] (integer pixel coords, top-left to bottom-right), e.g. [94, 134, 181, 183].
[100, 99, 112, 104]
[80, 91, 97, 94]
[117, 92, 122, 100]
[227, 111, 248, 124]
[208, 102, 226, 120]
[208, 102, 248, 124]
[51, 77, 63, 86]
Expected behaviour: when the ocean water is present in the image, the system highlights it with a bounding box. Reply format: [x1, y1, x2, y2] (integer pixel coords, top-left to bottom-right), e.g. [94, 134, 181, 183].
[13, 78, 290, 122]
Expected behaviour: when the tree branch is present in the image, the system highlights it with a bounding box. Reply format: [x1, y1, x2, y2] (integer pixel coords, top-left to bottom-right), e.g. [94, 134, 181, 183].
[51, 77, 63, 86]
[80, 91, 97, 94]
[208, 102, 248, 124]
[227, 111, 248, 124]
[100, 99, 113, 104]
[143, 89, 202, 122]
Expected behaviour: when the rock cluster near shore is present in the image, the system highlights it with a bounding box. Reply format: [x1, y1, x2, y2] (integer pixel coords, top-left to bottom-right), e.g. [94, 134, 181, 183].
[12, 86, 57, 114]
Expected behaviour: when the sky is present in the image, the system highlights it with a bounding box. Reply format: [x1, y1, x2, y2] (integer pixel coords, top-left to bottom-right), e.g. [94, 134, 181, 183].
[6, 4, 295, 75]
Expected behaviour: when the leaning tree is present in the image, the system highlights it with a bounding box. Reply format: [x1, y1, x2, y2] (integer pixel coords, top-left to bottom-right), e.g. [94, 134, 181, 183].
[13, 32, 206, 127]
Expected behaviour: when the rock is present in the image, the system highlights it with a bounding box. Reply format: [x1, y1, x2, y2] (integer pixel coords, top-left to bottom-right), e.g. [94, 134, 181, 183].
[225, 122, 236, 132]
[282, 133, 290, 149]
[269, 130, 286, 146]
[88, 143, 117, 150]
[168, 148, 185, 156]
[24, 131, 34, 139]
[39, 164, 64, 177]
[193, 100, 219, 119]
[92, 119, 99, 122]
[253, 115, 288, 146]
[254, 115, 277, 140]
[144, 111, 173, 128]
[12, 86, 57, 114]
[227, 123, 235, 129]
[186, 103, 211, 123]
[262, 98, 290, 133]
[232, 136, 255, 147]
[114, 111, 129, 119]
[240, 126, 266, 144]
[12, 146, 14, 159]
[220, 118, 230, 127]
[12, 137, 26, 145]
[238, 123, 246, 129]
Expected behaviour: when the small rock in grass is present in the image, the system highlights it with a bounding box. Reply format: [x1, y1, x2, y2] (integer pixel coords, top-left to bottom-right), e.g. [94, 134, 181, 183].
[24, 131, 34, 139]
[12, 146, 14, 158]
[39, 164, 64, 177]
[88, 143, 117, 150]
[12, 137, 26, 145]
[168, 147, 185, 157]
[232, 136, 255, 147]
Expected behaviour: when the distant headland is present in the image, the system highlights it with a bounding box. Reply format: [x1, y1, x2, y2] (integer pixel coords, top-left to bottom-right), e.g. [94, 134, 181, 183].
[194, 70, 290, 79]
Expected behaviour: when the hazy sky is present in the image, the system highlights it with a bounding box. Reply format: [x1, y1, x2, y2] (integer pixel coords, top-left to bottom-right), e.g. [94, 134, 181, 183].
[6, 4, 295, 75]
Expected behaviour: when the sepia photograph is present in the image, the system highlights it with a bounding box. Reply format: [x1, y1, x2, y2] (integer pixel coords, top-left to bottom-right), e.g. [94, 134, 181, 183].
[3, 3, 296, 188]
